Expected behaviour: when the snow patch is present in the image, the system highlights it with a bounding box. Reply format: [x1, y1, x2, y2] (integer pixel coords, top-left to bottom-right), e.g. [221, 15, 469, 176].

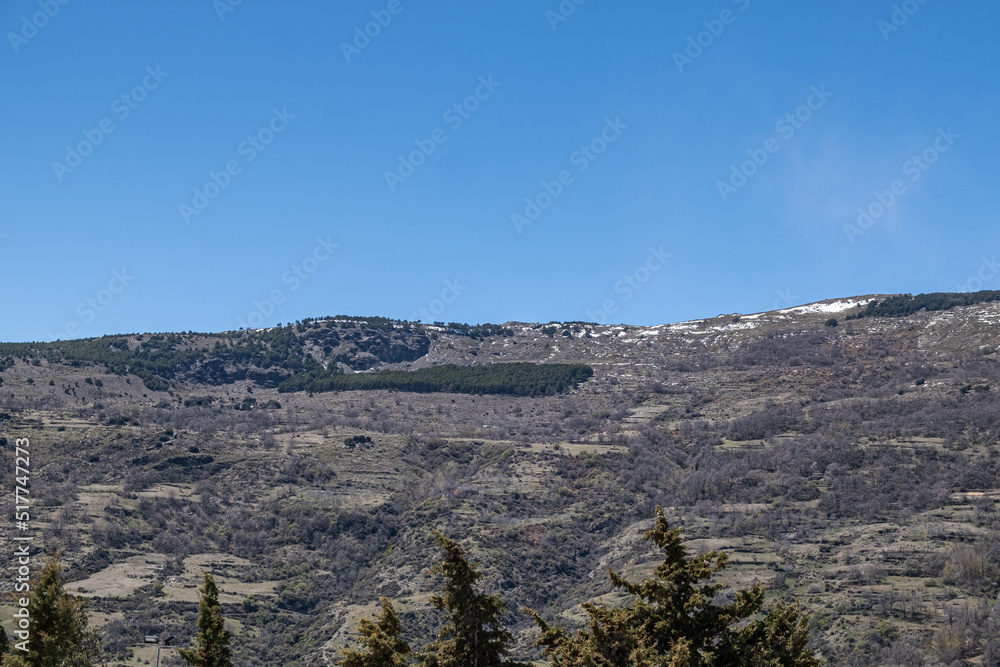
[707, 321, 760, 332]
[666, 321, 702, 332]
[778, 298, 874, 316]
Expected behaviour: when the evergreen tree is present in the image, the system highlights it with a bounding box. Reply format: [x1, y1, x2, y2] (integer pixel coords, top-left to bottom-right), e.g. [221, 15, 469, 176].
[340, 598, 411, 667]
[420, 533, 521, 667]
[0, 653, 29, 667]
[178, 573, 233, 667]
[528, 507, 820, 666]
[1, 556, 103, 667]
[0, 628, 9, 663]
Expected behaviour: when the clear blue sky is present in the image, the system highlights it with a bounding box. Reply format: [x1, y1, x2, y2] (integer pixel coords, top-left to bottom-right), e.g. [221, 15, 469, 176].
[2, 1, 998, 341]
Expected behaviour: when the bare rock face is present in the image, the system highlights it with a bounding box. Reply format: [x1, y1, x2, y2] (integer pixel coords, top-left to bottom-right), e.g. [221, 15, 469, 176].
[325, 329, 431, 370]
[354, 331, 431, 363]
[336, 350, 380, 370]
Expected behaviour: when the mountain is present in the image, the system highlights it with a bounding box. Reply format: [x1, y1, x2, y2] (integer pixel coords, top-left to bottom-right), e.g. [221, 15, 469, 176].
[5, 293, 1000, 665]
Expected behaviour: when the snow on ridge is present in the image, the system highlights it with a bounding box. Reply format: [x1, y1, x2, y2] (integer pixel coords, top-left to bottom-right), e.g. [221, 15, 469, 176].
[709, 321, 760, 332]
[777, 298, 874, 316]
[666, 321, 702, 331]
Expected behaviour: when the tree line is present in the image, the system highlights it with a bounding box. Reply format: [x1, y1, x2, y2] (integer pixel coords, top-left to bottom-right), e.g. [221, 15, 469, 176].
[846, 290, 1000, 320]
[0, 319, 522, 393]
[340, 508, 820, 666]
[277, 363, 594, 397]
[1, 557, 233, 667]
[2, 511, 819, 666]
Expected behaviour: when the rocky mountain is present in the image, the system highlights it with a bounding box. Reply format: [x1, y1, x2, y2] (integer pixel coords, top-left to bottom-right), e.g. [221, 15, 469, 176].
[4, 293, 1000, 665]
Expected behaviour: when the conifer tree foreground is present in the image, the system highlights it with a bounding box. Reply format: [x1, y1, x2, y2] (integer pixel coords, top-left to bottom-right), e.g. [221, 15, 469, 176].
[1, 556, 103, 667]
[420, 532, 523, 667]
[527, 507, 821, 666]
[340, 598, 411, 667]
[0, 628, 10, 664]
[178, 573, 233, 667]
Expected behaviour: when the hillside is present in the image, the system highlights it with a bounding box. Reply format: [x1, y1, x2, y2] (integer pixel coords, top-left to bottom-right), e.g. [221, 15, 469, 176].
[5, 294, 1000, 665]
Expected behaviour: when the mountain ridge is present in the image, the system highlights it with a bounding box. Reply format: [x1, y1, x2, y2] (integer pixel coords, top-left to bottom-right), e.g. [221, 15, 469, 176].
[5, 291, 1000, 664]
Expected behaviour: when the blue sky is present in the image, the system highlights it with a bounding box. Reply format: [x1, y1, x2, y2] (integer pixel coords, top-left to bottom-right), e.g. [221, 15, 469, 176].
[2, 1, 998, 341]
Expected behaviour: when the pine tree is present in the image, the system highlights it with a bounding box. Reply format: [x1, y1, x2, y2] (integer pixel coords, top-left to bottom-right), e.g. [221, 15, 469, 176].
[528, 507, 821, 666]
[340, 598, 411, 667]
[0, 627, 10, 663]
[178, 573, 233, 667]
[2, 556, 103, 667]
[420, 533, 521, 667]
[0, 652, 30, 667]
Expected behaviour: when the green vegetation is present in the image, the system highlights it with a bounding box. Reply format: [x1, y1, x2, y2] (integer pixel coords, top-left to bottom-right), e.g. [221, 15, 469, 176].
[344, 533, 525, 666]
[13, 299, 1000, 664]
[340, 599, 411, 667]
[847, 290, 1000, 319]
[0, 328, 320, 392]
[1, 557, 104, 667]
[420, 532, 523, 666]
[332, 315, 410, 331]
[277, 363, 594, 396]
[343, 435, 374, 448]
[0, 318, 527, 393]
[344, 517, 819, 666]
[528, 508, 819, 666]
[178, 573, 233, 667]
[436, 322, 514, 338]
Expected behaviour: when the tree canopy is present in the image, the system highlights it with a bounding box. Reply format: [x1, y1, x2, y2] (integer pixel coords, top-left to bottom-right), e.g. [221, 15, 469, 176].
[420, 532, 523, 667]
[527, 507, 821, 666]
[0, 627, 10, 664]
[278, 363, 593, 396]
[340, 511, 820, 665]
[340, 598, 411, 667]
[1, 557, 103, 667]
[341, 533, 524, 667]
[178, 573, 233, 667]
[847, 290, 1000, 320]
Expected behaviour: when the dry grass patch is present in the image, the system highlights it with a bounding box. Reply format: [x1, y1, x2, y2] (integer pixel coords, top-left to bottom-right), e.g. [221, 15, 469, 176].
[72, 554, 170, 598]
[159, 554, 279, 604]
